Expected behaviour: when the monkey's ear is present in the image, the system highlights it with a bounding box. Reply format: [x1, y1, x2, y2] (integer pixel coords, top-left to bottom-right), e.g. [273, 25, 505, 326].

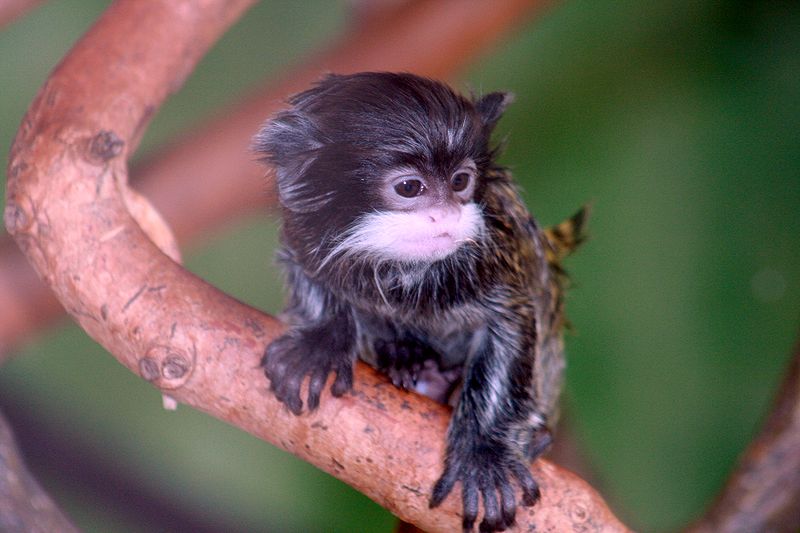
[475, 92, 515, 129]
[252, 110, 328, 212]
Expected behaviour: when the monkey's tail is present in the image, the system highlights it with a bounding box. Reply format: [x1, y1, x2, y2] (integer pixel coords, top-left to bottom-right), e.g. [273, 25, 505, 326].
[543, 204, 591, 332]
[543, 204, 591, 269]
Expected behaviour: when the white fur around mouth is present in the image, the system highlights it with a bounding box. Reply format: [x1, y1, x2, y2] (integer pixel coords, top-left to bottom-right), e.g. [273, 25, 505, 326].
[326, 203, 483, 264]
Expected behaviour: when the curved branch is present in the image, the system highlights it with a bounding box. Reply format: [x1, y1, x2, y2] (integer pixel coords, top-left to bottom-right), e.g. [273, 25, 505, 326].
[4, 0, 627, 530]
[0, 0, 550, 359]
[0, 0, 43, 28]
[134, 0, 555, 247]
[687, 338, 800, 533]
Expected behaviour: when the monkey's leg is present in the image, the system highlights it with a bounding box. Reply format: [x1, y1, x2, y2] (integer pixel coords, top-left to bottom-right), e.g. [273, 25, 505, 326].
[429, 317, 545, 533]
[262, 310, 356, 415]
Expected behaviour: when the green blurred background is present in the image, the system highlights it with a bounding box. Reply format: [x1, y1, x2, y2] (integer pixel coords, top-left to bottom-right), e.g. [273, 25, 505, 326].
[1, 1, 798, 531]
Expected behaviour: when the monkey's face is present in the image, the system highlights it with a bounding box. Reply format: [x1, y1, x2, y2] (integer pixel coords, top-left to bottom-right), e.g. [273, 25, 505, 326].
[255, 72, 512, 271]
[331, 160, 483, 263]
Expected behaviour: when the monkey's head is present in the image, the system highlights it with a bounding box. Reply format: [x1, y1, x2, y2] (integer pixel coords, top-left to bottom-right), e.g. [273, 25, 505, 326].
[254, 72, 512, 274]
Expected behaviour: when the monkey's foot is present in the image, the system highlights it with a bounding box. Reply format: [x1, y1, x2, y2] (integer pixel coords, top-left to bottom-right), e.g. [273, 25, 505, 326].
[373, 337, 437, 390]
[430, 439, 540, 533]
[262, 329, 354, 415]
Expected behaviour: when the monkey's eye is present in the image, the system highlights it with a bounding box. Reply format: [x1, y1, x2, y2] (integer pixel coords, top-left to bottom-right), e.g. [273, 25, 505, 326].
[394, 179, 424, 198]
[450, 172, 471, 192]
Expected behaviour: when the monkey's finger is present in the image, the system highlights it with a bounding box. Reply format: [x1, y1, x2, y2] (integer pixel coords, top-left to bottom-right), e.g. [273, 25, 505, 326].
[330, 364, 353, 397]
[286, 395, 304, 415]
[510, 462, 540, 506]
[478, 482, 502, 532]
[262, 338, 292, 382]
[499, 479, 516, 529]
[261, 350, 283, 381]
[306, 367, 329, 411]
[275, 370, 305, 415]
[461, 477, 479, 533]
[271, 382, 303, 415]
[429, 467, 458, 508]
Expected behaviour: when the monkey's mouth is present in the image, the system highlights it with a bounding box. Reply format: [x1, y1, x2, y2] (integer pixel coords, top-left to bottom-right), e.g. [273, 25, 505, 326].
[405, 232, 460, 261]
[332, 204, 483, 263]
[387, 217, 479, 262]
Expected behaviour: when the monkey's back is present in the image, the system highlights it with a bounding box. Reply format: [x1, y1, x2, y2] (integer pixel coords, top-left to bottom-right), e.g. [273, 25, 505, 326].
[477, 168, 567, 421]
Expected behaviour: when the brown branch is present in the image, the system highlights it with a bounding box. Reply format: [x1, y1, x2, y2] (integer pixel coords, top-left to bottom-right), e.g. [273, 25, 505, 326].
[134, 0, 554, 243]
[0, 0, 550, 360]
[0, 408, 79, 533]
[0, 0, 43, 28]
[4, 0, 627, 530]
[687, 337, 800, 533]
[0, 238, 64, 356]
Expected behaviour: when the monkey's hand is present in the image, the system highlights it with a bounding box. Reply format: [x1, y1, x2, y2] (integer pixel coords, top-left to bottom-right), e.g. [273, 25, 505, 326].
[262, 321, 355, 415]
[430, 433, 540, 533]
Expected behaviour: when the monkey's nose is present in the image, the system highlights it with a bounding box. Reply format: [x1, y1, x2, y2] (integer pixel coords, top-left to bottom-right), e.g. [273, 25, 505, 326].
[427, 206, 461, 224]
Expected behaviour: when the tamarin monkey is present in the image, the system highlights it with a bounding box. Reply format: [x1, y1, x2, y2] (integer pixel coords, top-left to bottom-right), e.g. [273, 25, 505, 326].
[253, 72, 586, 532]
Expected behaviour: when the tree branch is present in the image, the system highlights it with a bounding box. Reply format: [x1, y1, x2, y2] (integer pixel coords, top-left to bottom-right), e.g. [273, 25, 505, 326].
[0, 0, 43, 28]
[687, 337, 800, 533]
[4, 0, 626, 530]
[0, 0, 551, 359]
[0, 408, 79, 533]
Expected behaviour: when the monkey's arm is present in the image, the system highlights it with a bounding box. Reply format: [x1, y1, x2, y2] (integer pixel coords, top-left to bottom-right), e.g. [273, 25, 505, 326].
[262, 272, 357, 414]
[430, 301, 544, 532]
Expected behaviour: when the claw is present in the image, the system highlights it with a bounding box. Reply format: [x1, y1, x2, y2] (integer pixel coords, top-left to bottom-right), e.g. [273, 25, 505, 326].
[461, 477, 479, 532]
[478, 479, 501, 533]
[511, 462, 540, 507]
[331, 365, 353, 396]
[283, 390, 303, 415]
[430, 465, 458, 508]
[499, 481, 516, 528]
[307, 367, 328, 411]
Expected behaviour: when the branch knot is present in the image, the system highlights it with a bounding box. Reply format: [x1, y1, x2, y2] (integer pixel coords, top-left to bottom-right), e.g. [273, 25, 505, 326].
[3, 202, 29, 235]
[140, 346, 194, 389]
[88, 130, 124, 163]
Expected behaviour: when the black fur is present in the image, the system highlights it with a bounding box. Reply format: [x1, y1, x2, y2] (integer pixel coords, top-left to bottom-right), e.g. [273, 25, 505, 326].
[254, 72, 569, 532]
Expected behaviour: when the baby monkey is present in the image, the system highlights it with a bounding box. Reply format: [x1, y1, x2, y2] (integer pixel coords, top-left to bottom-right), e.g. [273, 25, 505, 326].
[254, 72, 585, 532]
